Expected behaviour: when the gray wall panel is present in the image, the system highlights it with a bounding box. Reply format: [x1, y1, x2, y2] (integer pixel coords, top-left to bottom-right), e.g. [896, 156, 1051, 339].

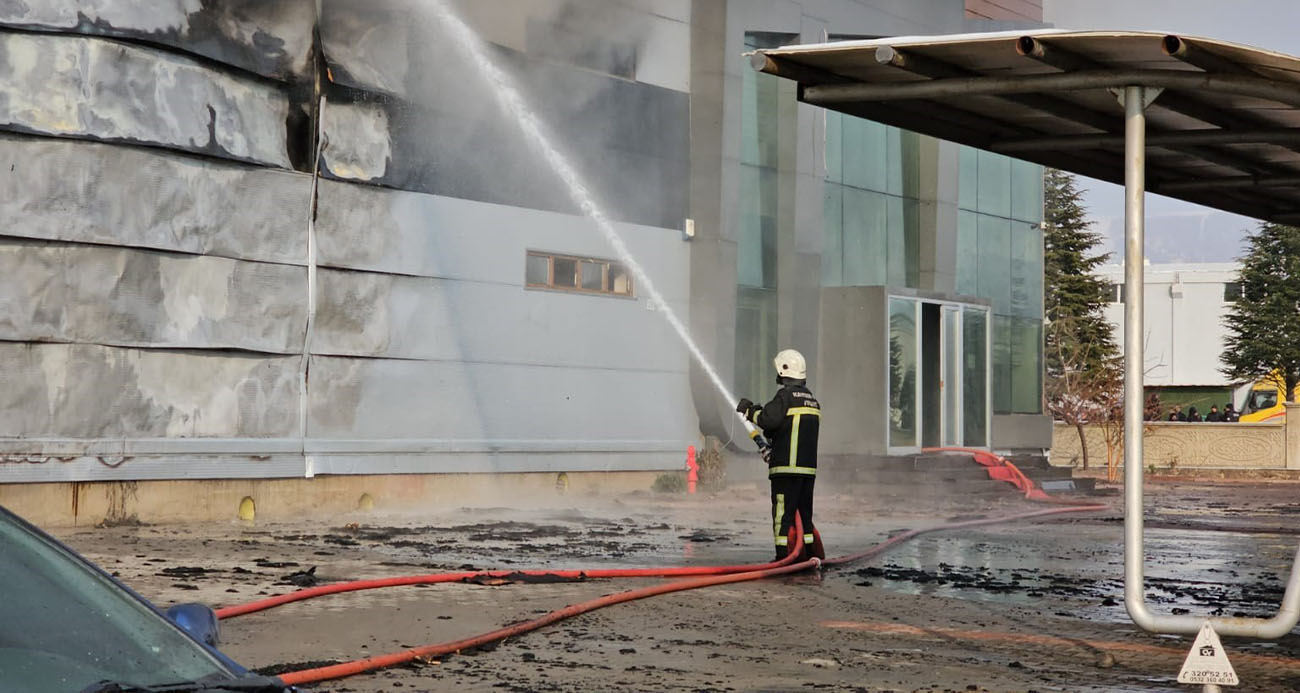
[0, 0, 316, 81]
[310, 451, 681, 476]
[0, 32, 291, 167]
[306, 356, 697, 445]
[314, 182, 690, 297]
[0, 455, 305, 483]
[0, 242, 306, 353]
[0, 344, 300, 438]
[0, 135, 310, 264]
[314, 268, 687, 372]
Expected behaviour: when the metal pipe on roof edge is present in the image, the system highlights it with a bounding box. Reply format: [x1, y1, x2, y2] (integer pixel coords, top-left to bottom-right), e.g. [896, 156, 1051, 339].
[1016, 35, 1046, 60]
[992, 129, 1300, 153]
[799, 69, 1300, 109]
[1162, 35, 1194, 60]
[1121, 84, 1300, 638]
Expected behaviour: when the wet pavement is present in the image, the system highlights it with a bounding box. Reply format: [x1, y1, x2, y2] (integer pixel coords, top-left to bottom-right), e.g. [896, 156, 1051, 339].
[51, 479, 1300, 691]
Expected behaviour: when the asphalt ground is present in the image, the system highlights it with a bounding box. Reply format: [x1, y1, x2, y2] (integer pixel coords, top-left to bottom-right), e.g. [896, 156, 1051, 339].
[53, 478, 1300, 692]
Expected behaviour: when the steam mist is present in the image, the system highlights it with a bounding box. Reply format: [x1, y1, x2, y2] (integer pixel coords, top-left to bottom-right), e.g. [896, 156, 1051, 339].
[320, 0, 686, 231]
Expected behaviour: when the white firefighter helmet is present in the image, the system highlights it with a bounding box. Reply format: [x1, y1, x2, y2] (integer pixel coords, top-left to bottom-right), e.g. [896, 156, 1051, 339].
[773, 348, 806, 380]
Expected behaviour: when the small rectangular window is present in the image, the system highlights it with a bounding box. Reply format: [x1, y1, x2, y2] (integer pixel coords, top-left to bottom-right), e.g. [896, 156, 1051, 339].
[525, 251, 633, 297]
[525, 254, 550, 286]
[1110, 283, 1125, 303]
[610, 263, 632, 295]
[580, 260, 604, 291]
[552, 257, 578, 288]
[1224, 282, 1242, 302]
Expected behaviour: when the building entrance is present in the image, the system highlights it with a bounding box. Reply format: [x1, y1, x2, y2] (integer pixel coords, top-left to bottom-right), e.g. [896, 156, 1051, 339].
[889, 297, 989, 452]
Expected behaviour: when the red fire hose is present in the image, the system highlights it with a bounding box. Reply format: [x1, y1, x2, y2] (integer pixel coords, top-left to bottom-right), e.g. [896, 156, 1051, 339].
[278, 517, 813, 685]
[219, 450, 1105, 686]
[222, 447, 1090, 621]
[216, 545, 804, 619]
[259, 500, 1106, 686]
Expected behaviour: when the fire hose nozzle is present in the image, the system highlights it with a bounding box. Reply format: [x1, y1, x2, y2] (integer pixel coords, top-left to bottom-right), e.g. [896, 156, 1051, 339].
[748, 428, 773, 463]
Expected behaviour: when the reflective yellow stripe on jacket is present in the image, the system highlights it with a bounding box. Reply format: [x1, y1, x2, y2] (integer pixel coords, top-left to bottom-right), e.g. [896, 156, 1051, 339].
[770, 406, 820, 477]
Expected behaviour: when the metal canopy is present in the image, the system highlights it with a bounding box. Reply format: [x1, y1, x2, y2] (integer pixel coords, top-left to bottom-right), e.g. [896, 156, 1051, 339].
[756, 30, 1300, 645]
[751, 30, 1300, 224]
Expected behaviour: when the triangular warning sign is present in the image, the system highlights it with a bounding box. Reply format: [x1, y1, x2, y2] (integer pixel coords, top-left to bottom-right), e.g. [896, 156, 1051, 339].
[1177, 622, 1238, 686]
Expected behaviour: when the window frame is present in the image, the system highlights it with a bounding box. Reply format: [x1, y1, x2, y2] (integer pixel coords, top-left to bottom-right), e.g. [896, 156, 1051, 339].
[524, 250, 635, 298]
[1223, 281, 1242, 302]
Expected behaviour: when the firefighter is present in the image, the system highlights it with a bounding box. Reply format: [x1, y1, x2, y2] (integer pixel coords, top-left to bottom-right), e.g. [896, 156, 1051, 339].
[736, 348, 825, 561]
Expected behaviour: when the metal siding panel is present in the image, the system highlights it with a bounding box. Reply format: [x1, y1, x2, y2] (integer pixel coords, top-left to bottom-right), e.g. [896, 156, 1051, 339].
[311, 451, 682, 475]
[319, 100, 392, 181]
[313, 268, 688, 371]
[0, 0, 316, 81]
[0, 242, 306, 353]
[0, 135, 309, 263]
[314, 182, 689, 295]
[0, 32, 292, 167]
[0, 455, 305, 483]
[0, 344, 300, 438]
[305, 356, 697, 446]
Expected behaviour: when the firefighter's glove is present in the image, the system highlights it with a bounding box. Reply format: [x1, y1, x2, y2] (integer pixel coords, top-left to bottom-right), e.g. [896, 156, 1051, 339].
[736, 398, 756, 418]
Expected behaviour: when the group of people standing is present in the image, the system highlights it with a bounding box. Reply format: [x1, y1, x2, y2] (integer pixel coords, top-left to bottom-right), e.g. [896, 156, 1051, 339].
[1164, 403, 1239, 422]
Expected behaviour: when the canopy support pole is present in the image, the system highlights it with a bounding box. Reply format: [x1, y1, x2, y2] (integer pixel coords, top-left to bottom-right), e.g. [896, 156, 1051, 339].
[1121, 84, 1300, 637]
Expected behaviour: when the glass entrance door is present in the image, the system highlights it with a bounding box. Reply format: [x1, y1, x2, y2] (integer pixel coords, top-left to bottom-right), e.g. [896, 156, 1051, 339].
[942, 305, 962, 447]
[889, 297, 989, 451]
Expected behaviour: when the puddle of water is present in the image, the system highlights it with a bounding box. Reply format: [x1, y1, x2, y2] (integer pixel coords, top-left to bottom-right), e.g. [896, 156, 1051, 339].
[853, 524, 1300, 625]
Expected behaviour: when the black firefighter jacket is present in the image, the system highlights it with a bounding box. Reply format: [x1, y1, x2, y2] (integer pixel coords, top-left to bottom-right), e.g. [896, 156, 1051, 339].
[746, 379, 821, 477]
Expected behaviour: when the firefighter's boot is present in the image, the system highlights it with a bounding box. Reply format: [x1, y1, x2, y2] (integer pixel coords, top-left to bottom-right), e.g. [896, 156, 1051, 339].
[808, 528, 826, 561]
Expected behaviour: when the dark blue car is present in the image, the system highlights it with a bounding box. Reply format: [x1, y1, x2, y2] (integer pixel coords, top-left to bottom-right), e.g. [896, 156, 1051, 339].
[0, 505, 292, 693]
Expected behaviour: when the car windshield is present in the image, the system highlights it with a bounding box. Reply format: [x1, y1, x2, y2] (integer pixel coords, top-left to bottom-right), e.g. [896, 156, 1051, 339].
[0, 508, 233, 693]
[1249, 390, 1279, 412]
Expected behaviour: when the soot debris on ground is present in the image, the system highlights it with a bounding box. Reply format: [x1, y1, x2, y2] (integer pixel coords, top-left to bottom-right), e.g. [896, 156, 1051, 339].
[256, 521, 675, 561]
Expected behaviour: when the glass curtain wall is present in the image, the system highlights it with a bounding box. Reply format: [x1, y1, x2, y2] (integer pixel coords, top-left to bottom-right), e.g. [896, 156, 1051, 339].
[957, 148, 1044, 415]
[962, 307, 989, 445]
[735, 33, 792, 401]
[823, 111, 920, 288]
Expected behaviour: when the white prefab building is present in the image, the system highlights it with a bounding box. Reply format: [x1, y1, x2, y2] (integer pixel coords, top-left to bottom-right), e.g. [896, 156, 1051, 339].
[1097, 262, 1240, 391]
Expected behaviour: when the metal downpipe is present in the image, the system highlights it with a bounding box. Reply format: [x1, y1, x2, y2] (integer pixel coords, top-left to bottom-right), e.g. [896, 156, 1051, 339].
[1121, 85, 1300, 638]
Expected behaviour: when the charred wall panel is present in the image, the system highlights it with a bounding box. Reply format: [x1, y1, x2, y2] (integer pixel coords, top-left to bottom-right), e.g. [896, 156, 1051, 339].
[0, 1, 697, 484]
[0, 135, 310, 263]
[318, 100, 391, 181]
[0, 242, 306, 353]
[318, 0, 689, 229]
[0, 32, 292, 166]
[0, 0, 317, 81]
[0, 343, 299, 438]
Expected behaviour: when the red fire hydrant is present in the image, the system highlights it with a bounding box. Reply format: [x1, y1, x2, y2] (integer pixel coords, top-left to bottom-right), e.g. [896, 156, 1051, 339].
[685, 445, 698, 494]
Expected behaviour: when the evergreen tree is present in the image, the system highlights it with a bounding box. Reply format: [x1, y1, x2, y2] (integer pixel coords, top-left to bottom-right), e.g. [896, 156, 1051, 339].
[1042, 169, 1120, 469]
[1222, 222, 1300, 403]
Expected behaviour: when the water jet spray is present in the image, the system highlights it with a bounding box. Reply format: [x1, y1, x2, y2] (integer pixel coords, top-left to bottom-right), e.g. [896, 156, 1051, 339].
[424, 0, 773, 461]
